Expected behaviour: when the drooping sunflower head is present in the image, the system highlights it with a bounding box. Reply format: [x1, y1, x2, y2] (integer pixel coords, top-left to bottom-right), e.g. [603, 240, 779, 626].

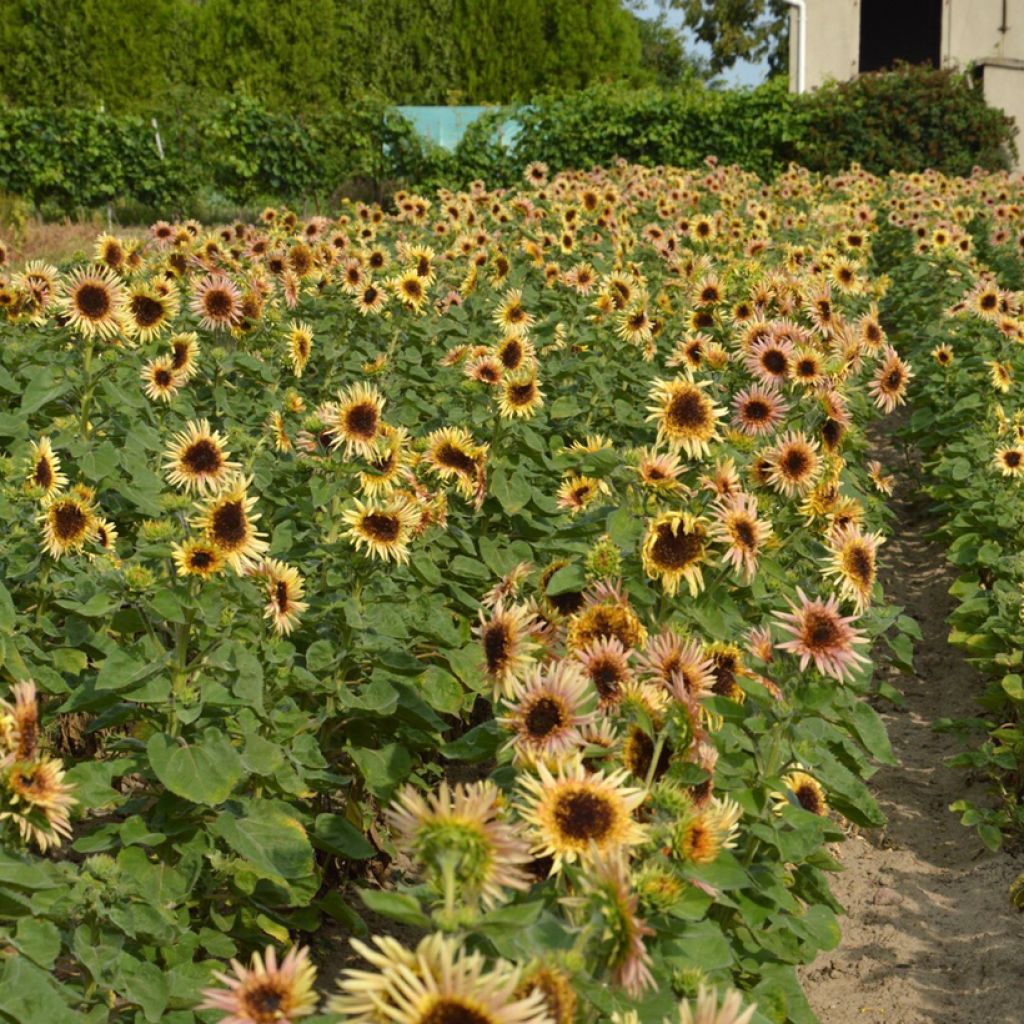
[0, 681, 40, 763]
[260, 558, 309, 636]
[566, 588, 648, 653]
[704, 642, 746, 701]
[673, 796, 742, 866]
[287, 321, 314, 377]
[773, 770, 828, 816]
[167, 332, 200, 381]
[26, 437, 67, 499]
[641, 511, 708, 598]
[164, 419, 238, 494]
[425, 426, 486, 498]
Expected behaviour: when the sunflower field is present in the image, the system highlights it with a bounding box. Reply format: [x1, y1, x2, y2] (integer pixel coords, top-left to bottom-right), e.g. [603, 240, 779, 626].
[0, 156, 1019, 1024]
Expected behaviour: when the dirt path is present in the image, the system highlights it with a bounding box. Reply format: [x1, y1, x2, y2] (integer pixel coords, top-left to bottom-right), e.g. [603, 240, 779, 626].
[798, 435, 1024, 1023]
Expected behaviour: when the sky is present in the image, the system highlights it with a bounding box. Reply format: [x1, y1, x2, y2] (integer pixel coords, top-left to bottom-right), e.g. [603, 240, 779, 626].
[636, 0, 772, 86]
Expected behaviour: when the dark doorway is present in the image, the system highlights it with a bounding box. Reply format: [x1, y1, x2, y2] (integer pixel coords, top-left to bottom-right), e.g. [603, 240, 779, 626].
[859, 0, 942, 73]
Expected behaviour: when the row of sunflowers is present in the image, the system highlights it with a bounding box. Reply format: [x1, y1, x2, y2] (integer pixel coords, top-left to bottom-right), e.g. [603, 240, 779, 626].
[876, 168, 1024, 851]
[0, 157, 948, 1024]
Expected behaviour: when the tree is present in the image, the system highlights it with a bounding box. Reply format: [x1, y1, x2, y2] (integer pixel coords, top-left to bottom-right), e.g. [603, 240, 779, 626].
[666, 0, 788, 76]
[632, 12, 710, 86]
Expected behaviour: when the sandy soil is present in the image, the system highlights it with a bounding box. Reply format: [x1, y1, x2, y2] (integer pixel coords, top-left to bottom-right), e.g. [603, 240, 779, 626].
[799, 435, 1024, 1023]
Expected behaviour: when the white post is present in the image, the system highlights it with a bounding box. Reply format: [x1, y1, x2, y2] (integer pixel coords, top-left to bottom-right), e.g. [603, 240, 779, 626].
[786, 0, 808, 94]
[152, 117, 164, 160]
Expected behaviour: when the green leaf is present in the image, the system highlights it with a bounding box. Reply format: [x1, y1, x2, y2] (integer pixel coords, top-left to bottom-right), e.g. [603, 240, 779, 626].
[313, 814, 375, 859]
[442, 720, 500, 762]
[0, 957, 79, 1024]
[545, 563, 586, 596]
[13, 918, 61, 969]
[213, 800, 315, 884]
[357, 888, 430, 928]
[348, 744, 411, 801]
[147, 729, 243, 806]
[0, 582, 16, 634]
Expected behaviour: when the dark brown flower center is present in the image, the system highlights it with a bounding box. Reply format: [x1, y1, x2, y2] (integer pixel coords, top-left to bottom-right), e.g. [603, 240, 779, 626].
[804, 609, 841, 649]
[435, 443, 477, 476]
[345, 402, 378, 439]
[154, 368, 173, 388]
[762, 349, 788, 375]
[53, 501, 87, 540]
[421, 998, 491, 1024]
[733, 518, 757, 549]
[553, 788, 614, 842]
[652, 523, 703, 570]
[1005, 451, 1022, 468]
[590, 659, 622, 700]
[781, 447, 810, 478]
[508, 382, 535, 405]
[34, 457, 53, 489]
[274, 581, 290, 612]
[131, 294, 164, 328]
[796, 783, 824, 814]
[362, 513, 400, 542]
[844, 543, 873, 585]
[743, 399, 769, 422]
[212, 500, 247, 547]
[76, 283, 111, 319]
[500, 339, 523, 368]
[203, 289, 233, 318]
[182, 438, 222, 474]
[241, 981, 288, 1023]
[667, 390, 708, 431]
[189, 549, 214, 570]
[525, 697, 564, 737]
[483, 622, 510, 673]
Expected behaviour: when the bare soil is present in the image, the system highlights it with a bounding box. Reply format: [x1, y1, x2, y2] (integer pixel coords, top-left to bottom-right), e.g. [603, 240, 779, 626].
[799, 435, 1024, 1023]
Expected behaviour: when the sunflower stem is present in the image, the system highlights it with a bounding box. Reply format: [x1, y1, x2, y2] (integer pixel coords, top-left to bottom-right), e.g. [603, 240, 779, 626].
[79, 338, 95, 437]
[644, 732, 667, 793]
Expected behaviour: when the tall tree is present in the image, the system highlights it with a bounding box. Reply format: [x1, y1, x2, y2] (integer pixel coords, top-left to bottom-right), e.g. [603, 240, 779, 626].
[667, 0, 788, 75]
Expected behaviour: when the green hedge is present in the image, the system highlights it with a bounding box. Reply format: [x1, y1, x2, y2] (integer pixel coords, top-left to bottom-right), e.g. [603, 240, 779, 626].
[0, 66, 1015, 218]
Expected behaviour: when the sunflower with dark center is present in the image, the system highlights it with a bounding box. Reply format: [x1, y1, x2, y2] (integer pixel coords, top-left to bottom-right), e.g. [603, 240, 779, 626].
[621, 726, 672, 784]
[425, 427, 487, 498]
[125, 282, 178, 341]
[201, 946, 317, 1024]
[566, 595, 648, 653]
[641, 511, 708, 597]
[60, 264, 125, 338]
[647, 377, 724, 458]
[27, 437, 67, 499]
[190, 273, 243, 331]
[773, 770, 828, 816]
[327, 382, 386, 458]
[499, 372, 543, 419]
[824, 523, 883, 611]
[191, 475, 267, 572]
[499, 662, 593, 765]
[518, 758, 647, 872]
[40, 493, 97, 559]
[164, 419, 238, 494]
[776, 588, 870, 683]
[260, 558, 309, 635]
[171, 539, 224, 578]
[994, 445, 1024, 477]
[342, 496, 420, 565]
[767, 430, 821, 496]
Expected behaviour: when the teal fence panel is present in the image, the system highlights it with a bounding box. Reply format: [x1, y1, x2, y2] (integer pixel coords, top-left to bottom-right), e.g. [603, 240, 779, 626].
[396, 106, 518, 150]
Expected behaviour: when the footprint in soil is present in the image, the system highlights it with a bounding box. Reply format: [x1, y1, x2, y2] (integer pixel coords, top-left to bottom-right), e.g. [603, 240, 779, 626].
[798, 433, 1024, 1024]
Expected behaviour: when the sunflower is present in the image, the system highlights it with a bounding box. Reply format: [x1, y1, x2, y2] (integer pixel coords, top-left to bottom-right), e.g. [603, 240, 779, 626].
[677, 986, 757, 1024]
[330, 933, 550, 1024]
[190, 274, 243, 332]
[59, 265, 125, 338]
[327, 382, 386, 458]
[994, 445, 1024, 477]
[0, 681, 39, 764]
[342, 496, 420, 564]
[494, 288, 535, 338]
[556, 474, 608, 516]
[495, 334, 534, 373]
[168, 332, 201, 381]
[354, 280, 387, 315]
[616, 305, 654, 346]
[123, 281, 178, 341]
[641, 511, 708, 597]
[636, 631, 714, 699]
[3, 758, 76, 852]
[516, 967, 576, 1024]
[424, 426, 487, 499]
[987, 359, 1013, 394]
[710, 492, 771, 580]
[467, 354, 504, 385]
[499, 661, 595, 766]
[766, 430, 820, 496]
[567, 584, 648, 652]
[164, 419, 238, 494]
[475, 600, 539, 699]
[287, 321, 313, 377]
[575, 637, 634, 708]
[635, 448, 684, 492]
[95, 518, 118, 551]
[387, 780, 532, 910]
[40, 492, 97, 559]
[357, 425, 411, 496]
[745, 336, 793, 385]
[27, 437, 67, 499]
[517, 757, 647, 873]
[191, 475, 268, 572]
[869, 346, 914, 411]
[171, 538, 225, 578]
[824, 523, 883, 610]
[647, 378, 724, 458]
[775, 588, 870, 683]
[141, 356, 183, 402]
[772, 770, 827, 816]
[498, 371, 544, 419]
[260, 559, 309, 636]
[392, 269, 428, 310]
[94, 233, 127, 272]
[201, 946, 317, 1024]
[931, 344, 954, 367]
[673, 796, 742, 865]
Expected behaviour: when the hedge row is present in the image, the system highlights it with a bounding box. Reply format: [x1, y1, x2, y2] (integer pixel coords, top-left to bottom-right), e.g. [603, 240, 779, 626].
[0, 66, 1016, 218]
